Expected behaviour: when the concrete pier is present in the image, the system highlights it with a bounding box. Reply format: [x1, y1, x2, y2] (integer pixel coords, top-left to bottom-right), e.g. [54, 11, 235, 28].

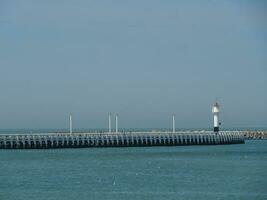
[0, 131, 244, 149]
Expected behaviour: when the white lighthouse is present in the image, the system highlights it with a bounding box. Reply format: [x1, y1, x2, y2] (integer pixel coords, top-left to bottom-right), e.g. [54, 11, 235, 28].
[212, 102, 220, 133]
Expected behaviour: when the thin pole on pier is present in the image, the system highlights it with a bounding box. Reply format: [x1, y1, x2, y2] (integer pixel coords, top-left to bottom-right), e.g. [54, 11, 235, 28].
[108, 113, 112, 133]
[70, 113, 73, 134]
[115, 114, 118, 133]
[172, 114, 175, 133]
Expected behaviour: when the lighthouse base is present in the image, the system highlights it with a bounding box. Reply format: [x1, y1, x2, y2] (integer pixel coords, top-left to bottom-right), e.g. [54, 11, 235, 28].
[214, 127, 219, 132]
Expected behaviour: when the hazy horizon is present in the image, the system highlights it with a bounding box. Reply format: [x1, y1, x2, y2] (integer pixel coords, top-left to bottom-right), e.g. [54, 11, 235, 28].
[0, 0, 266, 129]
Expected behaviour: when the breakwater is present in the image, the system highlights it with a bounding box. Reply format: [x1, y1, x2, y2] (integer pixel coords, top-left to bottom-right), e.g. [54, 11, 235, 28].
[243, 131, 267, 140]
[0, 131, 244, 149]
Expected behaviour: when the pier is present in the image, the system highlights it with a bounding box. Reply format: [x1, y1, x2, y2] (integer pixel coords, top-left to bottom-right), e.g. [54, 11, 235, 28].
[0, 131, 244, 149]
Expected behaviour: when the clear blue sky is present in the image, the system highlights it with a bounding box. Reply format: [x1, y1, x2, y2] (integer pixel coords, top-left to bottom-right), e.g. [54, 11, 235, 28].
[0, 0, 266, 129]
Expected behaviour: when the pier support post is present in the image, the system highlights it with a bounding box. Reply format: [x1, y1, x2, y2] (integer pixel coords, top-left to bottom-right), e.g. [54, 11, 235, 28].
[70, 113, 73, 134]
[115, 114, 118, 134]
[108, 113, 112, 133]
[172, 114, 175, 133]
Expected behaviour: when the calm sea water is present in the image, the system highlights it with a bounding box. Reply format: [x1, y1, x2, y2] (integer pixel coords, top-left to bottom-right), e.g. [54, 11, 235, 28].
[0, 140, 266, 200]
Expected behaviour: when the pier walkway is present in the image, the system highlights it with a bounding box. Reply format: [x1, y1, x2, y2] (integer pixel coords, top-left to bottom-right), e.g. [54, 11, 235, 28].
[0, 131, 244, 149]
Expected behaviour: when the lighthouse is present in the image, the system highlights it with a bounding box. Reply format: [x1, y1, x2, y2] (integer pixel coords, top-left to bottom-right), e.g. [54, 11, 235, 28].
[212, 102, 220, 133]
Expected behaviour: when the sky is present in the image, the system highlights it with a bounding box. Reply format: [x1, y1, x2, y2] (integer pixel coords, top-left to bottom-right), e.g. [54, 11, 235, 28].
[0, 0, 266, 129]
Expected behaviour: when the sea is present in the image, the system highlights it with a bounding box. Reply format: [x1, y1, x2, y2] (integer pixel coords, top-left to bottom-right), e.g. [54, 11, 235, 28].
[0, 129, 266, 200]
